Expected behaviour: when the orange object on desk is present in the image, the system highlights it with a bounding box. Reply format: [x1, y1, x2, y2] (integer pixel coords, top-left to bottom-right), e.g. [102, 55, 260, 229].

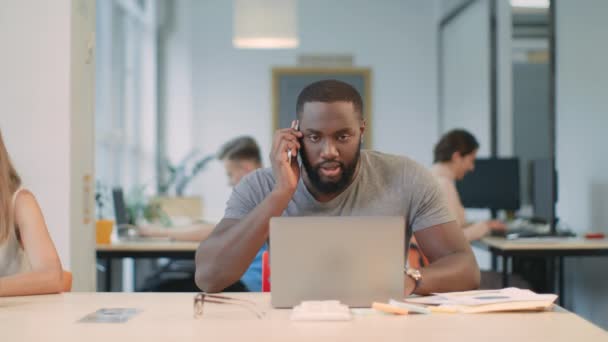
[372, 302, 409, 315]
[585, 232, 605, 239]
[96, 219, 114, 244]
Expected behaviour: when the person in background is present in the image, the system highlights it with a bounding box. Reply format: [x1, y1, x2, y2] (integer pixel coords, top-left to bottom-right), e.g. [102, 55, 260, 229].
[428, 129, 529, 289]
[0, 129, 64, 296]
[430, 129, 506, 241]
[138, 136, 267, 291]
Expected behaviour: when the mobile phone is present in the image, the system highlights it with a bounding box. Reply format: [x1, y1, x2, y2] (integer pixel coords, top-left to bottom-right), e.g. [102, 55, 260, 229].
[287, 120, 300, 164]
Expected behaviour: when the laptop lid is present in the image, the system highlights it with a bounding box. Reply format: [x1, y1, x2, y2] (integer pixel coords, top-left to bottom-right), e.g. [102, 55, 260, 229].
[269, 216, 405, 308]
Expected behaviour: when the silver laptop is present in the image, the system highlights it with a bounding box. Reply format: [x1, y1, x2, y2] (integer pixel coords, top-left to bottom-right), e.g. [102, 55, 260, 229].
[269, 216, 405, 308]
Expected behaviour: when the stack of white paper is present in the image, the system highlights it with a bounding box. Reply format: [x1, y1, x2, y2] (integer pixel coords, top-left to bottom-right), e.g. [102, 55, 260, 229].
[405, 288, 558, 313]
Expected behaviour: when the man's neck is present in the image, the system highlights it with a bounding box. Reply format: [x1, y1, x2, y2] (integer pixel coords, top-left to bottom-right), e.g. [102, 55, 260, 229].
[302, 160, 361, 203]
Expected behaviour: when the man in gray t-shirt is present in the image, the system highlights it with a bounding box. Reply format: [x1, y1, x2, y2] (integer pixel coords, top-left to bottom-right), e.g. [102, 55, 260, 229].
[225, 150, 453, 236]
[196, 80, 480, 295]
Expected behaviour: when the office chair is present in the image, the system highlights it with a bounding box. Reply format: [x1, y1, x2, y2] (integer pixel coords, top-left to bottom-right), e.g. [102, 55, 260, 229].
[262, 251, 270, 292]
[62, 270, 73, 292]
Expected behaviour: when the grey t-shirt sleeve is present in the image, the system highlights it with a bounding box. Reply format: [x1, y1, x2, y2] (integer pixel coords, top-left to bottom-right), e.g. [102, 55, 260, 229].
[407, 164, 455, 232]
[223, 170, 269, 219]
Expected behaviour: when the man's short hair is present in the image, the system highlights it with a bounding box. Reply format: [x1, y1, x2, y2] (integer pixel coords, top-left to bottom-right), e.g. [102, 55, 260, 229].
[296, 79, 363, 120]
[433, 129, 480, 163]
[217, 136, 262, 164]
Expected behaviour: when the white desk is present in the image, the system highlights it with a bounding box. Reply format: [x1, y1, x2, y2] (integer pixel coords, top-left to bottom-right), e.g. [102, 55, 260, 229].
[96, 239, 199, 254]
[96, 240, 199, 291]
[480, 237, 608, 252]
[475, 237, 608, 306]
[1, 293, 606, 341]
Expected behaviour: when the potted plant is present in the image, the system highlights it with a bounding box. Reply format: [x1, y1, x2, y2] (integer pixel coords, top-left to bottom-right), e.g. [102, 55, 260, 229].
[124, 184, 172, 227]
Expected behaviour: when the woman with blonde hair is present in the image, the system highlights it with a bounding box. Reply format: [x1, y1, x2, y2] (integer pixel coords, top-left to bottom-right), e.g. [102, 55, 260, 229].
[0, 130, 63, 296]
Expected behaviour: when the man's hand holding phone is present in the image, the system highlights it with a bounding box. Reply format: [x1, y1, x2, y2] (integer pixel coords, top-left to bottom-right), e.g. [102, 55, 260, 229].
[271, 120, 302, 199]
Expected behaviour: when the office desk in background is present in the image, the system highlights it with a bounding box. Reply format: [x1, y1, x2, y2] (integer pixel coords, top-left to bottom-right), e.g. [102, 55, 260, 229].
[474, 237, 608, 307]
[1, 293, 606, 341]
[96, 239, 199, 291]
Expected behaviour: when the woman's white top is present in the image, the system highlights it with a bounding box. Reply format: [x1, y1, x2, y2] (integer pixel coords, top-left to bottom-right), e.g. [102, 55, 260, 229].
[0, 188, 31, 277]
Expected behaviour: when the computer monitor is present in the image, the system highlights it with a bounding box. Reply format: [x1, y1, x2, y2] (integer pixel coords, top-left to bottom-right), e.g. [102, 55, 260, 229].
[531, 159, 558, 224]
[112, 187, 129, 226]
[456, 158, 521, 212]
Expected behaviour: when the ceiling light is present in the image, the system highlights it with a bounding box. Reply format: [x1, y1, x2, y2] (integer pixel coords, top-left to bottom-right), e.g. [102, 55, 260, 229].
[233, 0, 299, 49]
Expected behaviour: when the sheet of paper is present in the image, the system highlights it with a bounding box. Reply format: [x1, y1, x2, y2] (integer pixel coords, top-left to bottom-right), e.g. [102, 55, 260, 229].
[388, 299, 431, 314]
[78, 308, 141, 323]
[404, 288, 558, 311]
[404, 295, 453, 305]
[436, 288, 557, 306]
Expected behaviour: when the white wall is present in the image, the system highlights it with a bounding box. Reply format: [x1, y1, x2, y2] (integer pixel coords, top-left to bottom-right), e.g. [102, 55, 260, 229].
[0, 0, 95, 290]
[0, 1, 72, 265]
[190, 0, 439, 220]
[556, 0, 608, 329]
[163, 0, 195, 164]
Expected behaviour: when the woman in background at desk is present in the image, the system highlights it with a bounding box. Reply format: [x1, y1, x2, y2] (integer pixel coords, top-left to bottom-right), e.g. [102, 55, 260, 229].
[426, 129, 529, 289]
[430, 129, 507, 241]
[0, 130, 64, 296]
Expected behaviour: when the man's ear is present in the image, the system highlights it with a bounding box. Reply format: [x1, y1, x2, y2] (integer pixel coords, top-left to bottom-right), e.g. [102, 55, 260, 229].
[360, 119, 366, 137]
[451, 151, 461, 162]
[240, 160, 257, 172]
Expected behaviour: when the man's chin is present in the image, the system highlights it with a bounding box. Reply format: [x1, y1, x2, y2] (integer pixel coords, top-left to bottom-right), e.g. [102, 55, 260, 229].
[317, 172, 343, 184]
[316, 181, 343, 193]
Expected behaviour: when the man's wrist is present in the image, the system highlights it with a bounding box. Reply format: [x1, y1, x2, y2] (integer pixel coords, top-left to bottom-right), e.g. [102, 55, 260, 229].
[270, 188, 295, 204]
[405, 268, 422, 295]
[404, 275, 416, 296]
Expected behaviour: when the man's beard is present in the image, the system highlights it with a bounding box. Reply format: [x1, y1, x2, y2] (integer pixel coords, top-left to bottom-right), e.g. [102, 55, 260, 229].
[301, 140, 361, 195]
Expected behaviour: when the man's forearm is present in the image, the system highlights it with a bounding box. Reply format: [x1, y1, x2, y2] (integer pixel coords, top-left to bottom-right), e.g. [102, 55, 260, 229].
[168, 224, 215, 242]
[195, 191, 292, 292]
[413, 250, 480, 295]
